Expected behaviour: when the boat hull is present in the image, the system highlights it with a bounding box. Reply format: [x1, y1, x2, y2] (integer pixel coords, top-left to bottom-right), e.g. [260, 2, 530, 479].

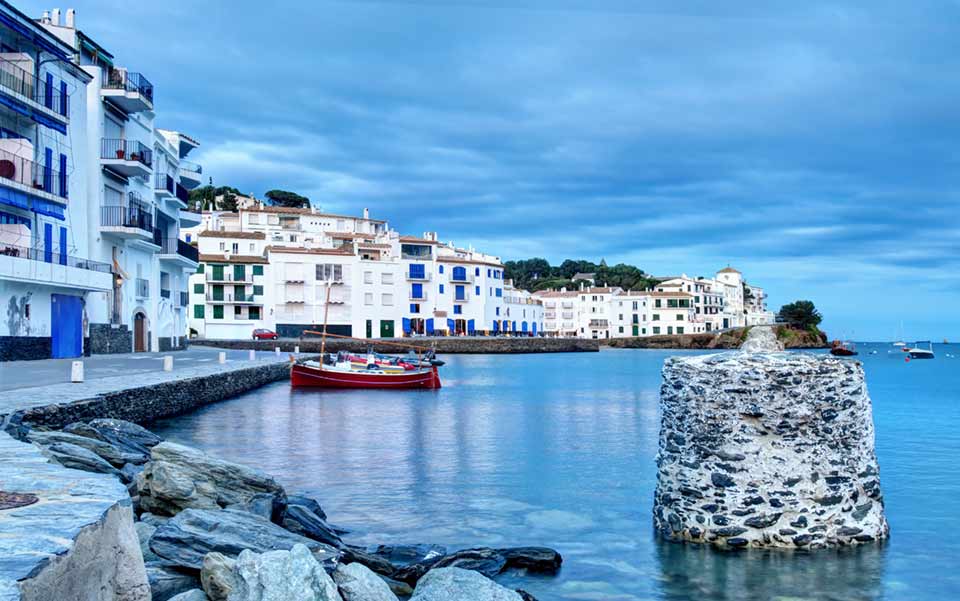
[908, 351, 934, 359]
[291, 363, 442, 389]
[830, 348, 858, 357]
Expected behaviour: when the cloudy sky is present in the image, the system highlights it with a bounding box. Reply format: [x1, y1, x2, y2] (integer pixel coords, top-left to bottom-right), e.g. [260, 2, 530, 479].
[25, 1, 960, 339]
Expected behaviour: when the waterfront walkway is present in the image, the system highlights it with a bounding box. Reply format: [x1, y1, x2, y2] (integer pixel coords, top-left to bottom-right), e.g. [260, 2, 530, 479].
[0, 347, 296, 419]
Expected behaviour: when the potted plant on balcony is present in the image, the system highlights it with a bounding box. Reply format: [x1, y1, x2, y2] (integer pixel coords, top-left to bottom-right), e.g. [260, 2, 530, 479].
[130, 152, 140, 162]
[116, 148, 125, 159]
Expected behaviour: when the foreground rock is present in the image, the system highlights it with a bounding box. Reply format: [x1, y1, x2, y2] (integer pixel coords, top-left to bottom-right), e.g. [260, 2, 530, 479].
[65, 418, 161, 462]
[282, 503, 344, 548]
[150, 508, 339, 570]
[653, 337, 889, 549]
[230, 543, 341, 601]
[146, 565, 200, 601]
[168, 590, 208, 601]
[137, 442, 286, 516]
[385, 546, 561, 585]
[27, 429, 129, 466]
[37, 440, 120, 475]
[410, 567, 522, 601]
[738, 326, 784, 352]
[201, 552, 238, 601]
[333, 562, 399, 601]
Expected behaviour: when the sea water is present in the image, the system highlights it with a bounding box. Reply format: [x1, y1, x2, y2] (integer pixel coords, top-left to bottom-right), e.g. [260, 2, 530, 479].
[153, 344, 960, 600]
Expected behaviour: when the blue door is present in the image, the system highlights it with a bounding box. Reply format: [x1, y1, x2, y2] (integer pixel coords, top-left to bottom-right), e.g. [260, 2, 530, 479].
[426, 318, 434, 334]
[447, 319, 455, 334]
[51, 294, 82, 358]
[43, 223, 53, 263]
[532, 322, 537, 336]
[402, 318, 412, 335]
[467, 319, 475, 335]
[492, 321, 499, 333]
[522, 321, 528, 334]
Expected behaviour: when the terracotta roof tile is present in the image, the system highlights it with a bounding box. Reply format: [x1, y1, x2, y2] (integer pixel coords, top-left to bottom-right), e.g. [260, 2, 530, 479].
[198, 230, 265, 240]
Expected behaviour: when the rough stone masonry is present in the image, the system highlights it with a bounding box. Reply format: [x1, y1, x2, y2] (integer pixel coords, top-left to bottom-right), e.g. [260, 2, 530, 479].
[653, 327, 889, 549]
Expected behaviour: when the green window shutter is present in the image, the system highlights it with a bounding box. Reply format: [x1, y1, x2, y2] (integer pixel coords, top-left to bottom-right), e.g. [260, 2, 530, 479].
[253, 285, 264, 296]
[212, 285, 224, 301]
[213, 305, 224, 319]
[234, 285, 245, 300]
[194, 305, 204, 319]
[193, 283, 203, 294]
[196, 262, 204, 274]
[253, 265, 264, 276]
[212, 265, 224, 280]
[249, 307, 260, 320]
[234, 265, 245, 280]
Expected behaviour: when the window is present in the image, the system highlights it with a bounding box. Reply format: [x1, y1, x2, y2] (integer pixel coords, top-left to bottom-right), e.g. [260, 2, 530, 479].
[632, 301, 638, 310]
[409, 264, 425, 278]
[632, 314, 639, 324]
[454, 304, 462, 315]
[382, 293, 393, 306]
[194, 305, 204, 318]
[439, 284, 445, 294]
[495, 288, 503, 298]
[249, 243, 255, 252]
[655, 299, 662, 308]
[196, 263, 204, 274]
[653, 314, 660, 321]
[219, 242, 225, 251]
[475, 267, 480, 276]
[213, 305, 224, 319]
[618, 326, 624, 333]
[316, 264, 343, 281]
[439, 265, 444, 274]
[452, 266, 466, 281]
[232, 243, 239, 254]
[193, 283, 203, 294]
[487, 269, 491, 277]
[653, 326, 660, 334]
[619, 314, 623, 320]
[253, 265, 263, 276]
[253, 285, 263, 296]
[677, 314, 684, 321]
[410, 303, 420, 314]
[364, 271, 373, 284]
[496, 307, 500, 316]
[668, 326, 674, 335]
[234, 265, 245, 281]
[677, 327, 684, 334]
[475, 285, 480, 296]
[364, 293, 373, 305]
[455, 285, 466, 301]
[412, 283, 424, 299]
[234, 306, 242, 316]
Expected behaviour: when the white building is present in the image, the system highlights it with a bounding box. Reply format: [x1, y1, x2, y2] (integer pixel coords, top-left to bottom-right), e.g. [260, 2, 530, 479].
[534, 290, 579, 337]
[501, 280, 544, 336]
[0, 4, 110, 360]
[611, 291, 652, 338]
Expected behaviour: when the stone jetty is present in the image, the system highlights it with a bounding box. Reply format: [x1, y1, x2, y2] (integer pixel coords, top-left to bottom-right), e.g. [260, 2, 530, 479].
[2, 417, 561, 600]
[653, 327, 889, 549]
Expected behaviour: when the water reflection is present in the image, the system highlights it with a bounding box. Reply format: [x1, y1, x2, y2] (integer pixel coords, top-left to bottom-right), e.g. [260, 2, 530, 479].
[655, 540, 886, 601]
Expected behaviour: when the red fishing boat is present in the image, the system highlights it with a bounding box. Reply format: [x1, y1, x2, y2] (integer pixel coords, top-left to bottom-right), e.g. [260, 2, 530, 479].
[830, 340, 858, 356]
[291, 360, 442, 389]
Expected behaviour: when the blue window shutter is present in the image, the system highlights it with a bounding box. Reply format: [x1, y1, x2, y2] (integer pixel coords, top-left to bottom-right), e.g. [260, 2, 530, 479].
[496, 307, 500, 316]
[58, 226, 66, 265]
[467, 319, 475, 334]
[532, 322, 537, 336]
[439, 284, 444, 294]
[475, 267, 480, 276]
[59, 80, 67, 116]
[426, 318, 434, 334]
[487, 269, 491, 277]
[512, 321, 517, 332]
[43, 147, 52, 192]
[522, 321, 528, 333]
[44, 73, 53, 108]
[58, 153, 67, 198]
[43, 222, 52, 263]
[412, 283, 422, 298]
[402, 318, 412, 334]
[493, 321, 499, 332]
[439, 265, 444, 274]
[475, 285, 480, 296]
[453, 266, 465, 281]
[447, 319, 455, 332]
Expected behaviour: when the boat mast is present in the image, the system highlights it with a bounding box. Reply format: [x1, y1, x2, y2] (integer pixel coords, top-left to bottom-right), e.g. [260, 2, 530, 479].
[320, 282, 332, 358]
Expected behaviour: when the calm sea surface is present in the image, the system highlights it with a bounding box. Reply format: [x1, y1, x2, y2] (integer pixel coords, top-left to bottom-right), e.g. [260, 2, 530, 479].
[152, 344, 960, 600]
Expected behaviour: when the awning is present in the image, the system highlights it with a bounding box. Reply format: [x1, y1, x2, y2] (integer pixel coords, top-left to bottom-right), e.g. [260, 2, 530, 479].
[0, 91, 68, 134]
[30, 197, 65, 220]
[0, 186, 29, 210]
[31, 110, 66, 134]
[0, 92, 30, 117]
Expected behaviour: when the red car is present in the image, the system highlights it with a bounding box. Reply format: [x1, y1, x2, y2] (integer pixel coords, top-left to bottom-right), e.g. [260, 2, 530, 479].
[252, 328, 279, 340]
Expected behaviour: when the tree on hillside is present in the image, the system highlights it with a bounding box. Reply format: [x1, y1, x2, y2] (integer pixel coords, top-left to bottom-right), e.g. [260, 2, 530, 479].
[189, 184, 243, 212]
[778, 300, 822, 330]
[265, 189, 311, 209]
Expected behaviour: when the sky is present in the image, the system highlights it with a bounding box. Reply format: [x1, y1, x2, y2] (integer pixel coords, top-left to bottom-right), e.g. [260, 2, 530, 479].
[22, 0, 960, 340]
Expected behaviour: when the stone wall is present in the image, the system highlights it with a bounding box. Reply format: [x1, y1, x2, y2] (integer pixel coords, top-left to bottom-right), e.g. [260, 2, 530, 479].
[0, 336, 51, 361]
[158, 336, 189, 353]
[0, 431, 149, 600]
[88, 324, 133, 356]
[194, 336, 599, 354]
[12, 361, 295, 430]
[653, 329, 888, 549]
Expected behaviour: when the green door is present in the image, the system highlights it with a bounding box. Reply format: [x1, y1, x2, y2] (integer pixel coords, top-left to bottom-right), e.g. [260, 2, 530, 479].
[234, 285, 245, 301]
[365, 320, 372, 338]
[212, 264, 224, 281]
[212, 285, 224, 301]
[632, 325, 639, 336]
[234, 265, 245, 281]
[380, 320, 394, 338]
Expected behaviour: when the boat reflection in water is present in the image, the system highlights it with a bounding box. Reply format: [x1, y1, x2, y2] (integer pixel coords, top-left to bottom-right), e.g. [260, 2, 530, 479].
[654, 538, 886, 601]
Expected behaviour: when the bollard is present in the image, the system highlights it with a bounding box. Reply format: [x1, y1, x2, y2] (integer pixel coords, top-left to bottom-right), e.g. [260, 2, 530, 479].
[71, 361, 84, 383]
[249, 349, 256, 361]
[218, 352, 226, 364]
[163, 355, 173, 372]
[294, 345, 300, 354]
[275, 347, 281, 356]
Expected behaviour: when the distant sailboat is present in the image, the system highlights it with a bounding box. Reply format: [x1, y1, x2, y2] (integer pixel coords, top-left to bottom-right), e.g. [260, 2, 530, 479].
[893, 321, 906, 347]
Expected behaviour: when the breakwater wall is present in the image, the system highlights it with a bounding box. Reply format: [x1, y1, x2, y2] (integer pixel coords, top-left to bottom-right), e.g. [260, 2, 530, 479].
[607, 326, 829, 350]
[194, 336, 600, 354]
[2, 359, 300, 431]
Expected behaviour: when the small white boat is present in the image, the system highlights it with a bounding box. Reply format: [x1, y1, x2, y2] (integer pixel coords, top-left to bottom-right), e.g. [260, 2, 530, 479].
[893, 341, 906, 347]
[906, 341, 935, 360]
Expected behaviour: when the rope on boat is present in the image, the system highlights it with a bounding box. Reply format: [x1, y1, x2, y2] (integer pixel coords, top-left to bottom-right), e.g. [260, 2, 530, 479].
[300, 331, 435, 354]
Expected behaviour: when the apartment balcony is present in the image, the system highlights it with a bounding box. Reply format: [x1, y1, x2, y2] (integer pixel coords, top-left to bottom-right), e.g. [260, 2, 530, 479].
[206, 292, 259, 304]
[0, 53, 69, 125]
[101, 139, 152, 178]
[179, 160, 202, 190]
[135, 278, 149, 299]
[453, 290, 471, 302]
[562, 312, 574, 319]
[0, 241, 111, 292]
[154, 173, 175, 199]
[101, 67, 154, 113]
[174, 182, 191, 207]
[449, 272, 474, 284]
[208, 272, 254, 283]
[589, 319, 610, 328]
[544, 312, 557, 320]
[158, 236, 199, 268]
[406, 271, 431, 282]
[0, 146, 69, 206]
[100, 199, 155, 243]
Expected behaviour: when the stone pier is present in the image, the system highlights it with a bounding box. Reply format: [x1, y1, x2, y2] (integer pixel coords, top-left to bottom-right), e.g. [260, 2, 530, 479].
[653, 327, 889, 549]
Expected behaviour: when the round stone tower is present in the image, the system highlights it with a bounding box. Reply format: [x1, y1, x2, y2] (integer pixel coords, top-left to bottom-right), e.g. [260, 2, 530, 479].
[653, 327, 888, 549]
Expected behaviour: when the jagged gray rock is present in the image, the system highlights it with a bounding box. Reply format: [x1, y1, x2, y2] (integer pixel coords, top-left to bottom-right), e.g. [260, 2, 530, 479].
[739, 326, 784, 352]
[27, 429, 127, 466]
[65, 419, 161, 462]
[147, 565, 201, 601]
[282, 504, 344, 548]
[202, 552, 237, 601]
[169, 590, 209, 601]
[654, 351, 889, 549]
[229, 543, 342, 601]
[150, 508, 339, 570]
[37, 441, 120, 475]
[137, 442, 286, 516]
[136, 521, 161, 563]
[333, 562, 399, 601]
[409, 567, 522, 601]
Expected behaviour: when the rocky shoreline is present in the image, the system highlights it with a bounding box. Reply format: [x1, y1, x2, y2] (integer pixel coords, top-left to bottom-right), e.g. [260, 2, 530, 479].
[605, 326, 829, 350]
[8, 418, 561, 601]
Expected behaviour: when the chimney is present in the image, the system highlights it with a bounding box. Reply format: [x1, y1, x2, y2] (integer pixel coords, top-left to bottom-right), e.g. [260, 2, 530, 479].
[41, 10, 50, 24]
[65, 8, 75, 28]
[362, 208, 369, 219]
[51, 8, 61, 25]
